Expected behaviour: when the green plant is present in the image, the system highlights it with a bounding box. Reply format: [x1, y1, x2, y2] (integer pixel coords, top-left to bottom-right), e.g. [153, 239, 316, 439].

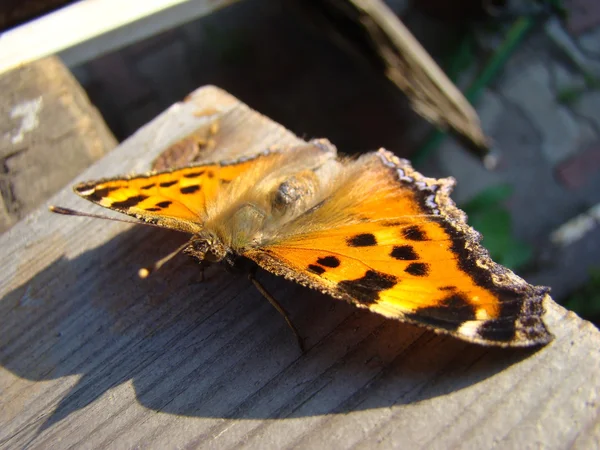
[461, 184, 533, 271]
[556, 76, 600, 105]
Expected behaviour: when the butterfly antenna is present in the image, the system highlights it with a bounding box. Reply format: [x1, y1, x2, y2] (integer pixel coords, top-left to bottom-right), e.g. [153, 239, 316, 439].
[51, 206, 192, 278]
[248, 272, 305, 353]
[49, 205, 166, 229]
[138, 241, 190, 279]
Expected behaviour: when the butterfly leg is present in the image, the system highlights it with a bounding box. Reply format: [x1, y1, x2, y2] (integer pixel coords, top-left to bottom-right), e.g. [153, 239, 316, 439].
[248, 272, 305, 353]
[199, 260, 212, 282]
[189, 259, 217, 283]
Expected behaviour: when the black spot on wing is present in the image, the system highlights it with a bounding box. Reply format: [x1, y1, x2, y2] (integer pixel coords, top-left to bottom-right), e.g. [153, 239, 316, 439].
[317, 256, 340, 268]
[475, 294, 532, 343]
[476, 319, 517, 342]
[180, 185, 201, 194]
[308, 264, 326, 275]
[405, 262, 429, 277]
[338, 270, 398, 305]
[402, 225, 427, 241]
[438, 286, 457, 291]
[156, 201, 172, 208]
[79, 185, 120, 202]
[390, 245, 418, 260]
[347, 233, 377, 247]
[141, 183, 155, 190]
[160, 180, 178, 188]
[405, 293, 476, 331]
[111, 195, 149, 209]
[207, 170, 215, 178]
[184, 170, 205, 178]
[144, 207, 161, 212]
[381, 220, 405, 227]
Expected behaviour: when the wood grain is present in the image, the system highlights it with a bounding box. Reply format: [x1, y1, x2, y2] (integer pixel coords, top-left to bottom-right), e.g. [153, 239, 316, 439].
[0, 86, 598, 449]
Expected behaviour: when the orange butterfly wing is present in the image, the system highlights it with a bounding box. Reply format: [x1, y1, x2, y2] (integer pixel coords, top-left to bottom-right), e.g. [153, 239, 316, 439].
[245, 150, 552, 346]
[73, 151, 280, 233]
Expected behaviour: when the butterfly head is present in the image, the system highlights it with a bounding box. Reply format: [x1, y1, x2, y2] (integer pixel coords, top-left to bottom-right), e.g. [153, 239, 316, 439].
[184, 231, 228, 264]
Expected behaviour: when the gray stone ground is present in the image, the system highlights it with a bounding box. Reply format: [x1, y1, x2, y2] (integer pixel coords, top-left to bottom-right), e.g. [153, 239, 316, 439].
[70, 0, 600, 308]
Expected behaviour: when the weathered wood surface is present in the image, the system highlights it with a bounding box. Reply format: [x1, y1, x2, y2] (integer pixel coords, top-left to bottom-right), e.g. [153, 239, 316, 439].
[1, 86, 599, 449]
[0, 56, 117, 233]
[315, 0, 488, 154]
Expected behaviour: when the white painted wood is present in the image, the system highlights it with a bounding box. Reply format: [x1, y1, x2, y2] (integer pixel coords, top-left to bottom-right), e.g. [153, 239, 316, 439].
[0, 0, 238, 74]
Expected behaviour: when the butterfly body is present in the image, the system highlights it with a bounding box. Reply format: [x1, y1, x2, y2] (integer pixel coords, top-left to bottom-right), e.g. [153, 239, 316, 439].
[172, 141, 340, 265]
[68, 139, 553, 347]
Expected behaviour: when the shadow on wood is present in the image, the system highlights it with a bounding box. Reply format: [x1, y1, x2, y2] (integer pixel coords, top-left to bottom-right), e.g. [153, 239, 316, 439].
[0, 223, 537, 436]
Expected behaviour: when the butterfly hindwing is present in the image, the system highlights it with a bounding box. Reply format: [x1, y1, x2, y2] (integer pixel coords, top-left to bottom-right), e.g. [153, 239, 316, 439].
[245, 150, 552, 347]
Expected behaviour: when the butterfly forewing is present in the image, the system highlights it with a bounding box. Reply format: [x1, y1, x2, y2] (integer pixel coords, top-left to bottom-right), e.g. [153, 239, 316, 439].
[73, 154, 282, 233]
[245, 150, 552, 347]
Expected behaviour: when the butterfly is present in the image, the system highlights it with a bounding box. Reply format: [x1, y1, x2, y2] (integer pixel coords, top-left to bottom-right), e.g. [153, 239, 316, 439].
[52, 139, 553, 348]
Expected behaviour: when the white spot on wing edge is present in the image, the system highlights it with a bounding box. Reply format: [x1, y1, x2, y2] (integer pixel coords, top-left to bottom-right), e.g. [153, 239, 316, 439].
[78, 188, 96, 196]
[457, 320, 481, 339]
[8, 97, 43, 144]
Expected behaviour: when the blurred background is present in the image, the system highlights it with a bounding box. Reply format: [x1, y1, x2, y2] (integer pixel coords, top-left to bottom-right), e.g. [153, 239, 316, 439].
[2, 0, 600, 324]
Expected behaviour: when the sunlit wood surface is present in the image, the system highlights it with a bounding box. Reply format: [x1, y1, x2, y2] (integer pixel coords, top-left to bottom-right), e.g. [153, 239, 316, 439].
[1, 86, 598, 449]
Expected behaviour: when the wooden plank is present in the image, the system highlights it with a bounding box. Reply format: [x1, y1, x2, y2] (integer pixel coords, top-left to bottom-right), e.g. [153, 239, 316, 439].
[0, 0, 239, 75]
[0, 85, 598, 449]
[349, 0, 488, 153]
[0, 56, 117, 232]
